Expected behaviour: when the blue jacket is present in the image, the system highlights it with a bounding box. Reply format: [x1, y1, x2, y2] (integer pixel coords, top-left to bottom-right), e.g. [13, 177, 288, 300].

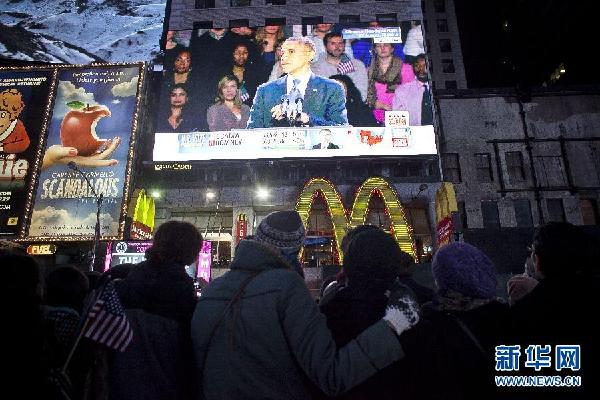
[246, 74, 349, 128]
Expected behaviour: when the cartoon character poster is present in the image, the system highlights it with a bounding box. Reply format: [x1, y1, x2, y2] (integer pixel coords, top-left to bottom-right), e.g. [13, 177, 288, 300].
[0, 69, 55, 236]
[28, 65, 142, 239]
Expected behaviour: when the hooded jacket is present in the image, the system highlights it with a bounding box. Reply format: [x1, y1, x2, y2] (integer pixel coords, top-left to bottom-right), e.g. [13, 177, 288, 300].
[110, 260, 197, 400]
[191, 240, 403, 400]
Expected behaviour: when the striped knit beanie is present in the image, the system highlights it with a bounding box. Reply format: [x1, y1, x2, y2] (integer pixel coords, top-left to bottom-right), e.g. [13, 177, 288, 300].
[255, 211, 306, 253]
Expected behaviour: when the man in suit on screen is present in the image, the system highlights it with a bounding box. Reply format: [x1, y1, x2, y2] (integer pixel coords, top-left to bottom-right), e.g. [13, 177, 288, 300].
[246, 36, 348, 128]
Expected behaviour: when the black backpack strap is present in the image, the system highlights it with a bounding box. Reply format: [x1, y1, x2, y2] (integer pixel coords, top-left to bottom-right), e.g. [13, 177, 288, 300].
[448, 313, 486, 358]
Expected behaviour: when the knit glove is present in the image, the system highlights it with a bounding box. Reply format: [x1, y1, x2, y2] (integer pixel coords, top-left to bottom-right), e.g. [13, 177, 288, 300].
[383, 280, 420, 336]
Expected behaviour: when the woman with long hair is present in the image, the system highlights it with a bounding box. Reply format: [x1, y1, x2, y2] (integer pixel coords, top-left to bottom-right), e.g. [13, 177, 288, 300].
[156, 83, 198, 133]
[366, 42, 403, 124]
[329, 74, 377, 127]
[206, 75, 250, 131]
[254, 25, 285, 79]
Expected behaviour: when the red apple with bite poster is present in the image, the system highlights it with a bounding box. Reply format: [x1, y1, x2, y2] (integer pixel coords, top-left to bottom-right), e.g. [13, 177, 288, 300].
[60, 104, 111, 156]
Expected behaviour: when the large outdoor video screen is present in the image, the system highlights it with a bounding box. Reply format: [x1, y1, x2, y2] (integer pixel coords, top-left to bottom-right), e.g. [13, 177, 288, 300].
[152, 22, 436, 161]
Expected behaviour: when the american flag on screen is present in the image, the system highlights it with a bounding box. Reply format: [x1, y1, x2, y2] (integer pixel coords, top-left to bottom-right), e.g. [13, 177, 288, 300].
[83, 280, 133, 352]
[337, 54, 356, 74]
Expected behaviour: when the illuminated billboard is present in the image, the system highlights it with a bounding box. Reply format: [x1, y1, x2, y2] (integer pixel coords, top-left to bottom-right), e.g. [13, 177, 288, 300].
[152, 22, 435, 161]
[26, 63, 144, 241]
[0, 68, 55, 235]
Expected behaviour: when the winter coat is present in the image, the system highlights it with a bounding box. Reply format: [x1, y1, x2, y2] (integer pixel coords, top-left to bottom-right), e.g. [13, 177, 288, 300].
[110, 260, 197, 400]
[191, 240, 404, 400]
[508, 276, 600, 399]
[318, 285, 442, 400]
[421, 300, 510, 400]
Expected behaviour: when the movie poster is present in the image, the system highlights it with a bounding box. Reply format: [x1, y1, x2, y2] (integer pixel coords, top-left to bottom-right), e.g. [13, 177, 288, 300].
[28, 65, 142, 239]
[0, 69, 55, 236]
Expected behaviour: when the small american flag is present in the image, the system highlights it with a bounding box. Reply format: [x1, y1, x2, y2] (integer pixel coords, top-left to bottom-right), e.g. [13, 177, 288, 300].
[337, 54, 356, 74]
[83, 280, 133, 352]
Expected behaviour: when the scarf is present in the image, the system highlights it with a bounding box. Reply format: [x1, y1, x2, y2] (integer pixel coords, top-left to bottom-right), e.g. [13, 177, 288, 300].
[366, 56, 403, 107]
[432, 288, 501, 312]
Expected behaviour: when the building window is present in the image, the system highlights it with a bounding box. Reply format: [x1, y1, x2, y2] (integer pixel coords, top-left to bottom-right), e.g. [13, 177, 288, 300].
[436, 19, 449, 32]
[302, 0, 322, 3]
[546, 198, 566, 222]
[376, 13, 398, 24]
[434, 0, 446, 13]
[442, 59, 455, 73]
[505, 151, 525, 182]
[441, 153, 461, 183]
[229, 19, 249, 28]
[534, 156, 567, 187]
[580, 198, 599, 225]
[195, 0, 215, 8]
[439, 38, 452, 53]
[513, 199, 533, 227]
[458, 201, 468, 229]
[266, 0, 286, 4]
[193, 21, 213, 30]
[302, 16, 323, 25]
[481, 200, 501, 229]
[475, 153, 493, 182]
[265, 17, 286, 26]
[339, 14, 361, 23]
[444, 80, 457, 89]
[339, 0, 358, 3]
[231, 0, 251, 6]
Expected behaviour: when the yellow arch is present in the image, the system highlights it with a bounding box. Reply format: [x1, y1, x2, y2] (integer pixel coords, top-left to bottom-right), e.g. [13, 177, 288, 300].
[296, 178, 348, 262]
[349, 177, 416, 258]
[435, 182, 458, 224]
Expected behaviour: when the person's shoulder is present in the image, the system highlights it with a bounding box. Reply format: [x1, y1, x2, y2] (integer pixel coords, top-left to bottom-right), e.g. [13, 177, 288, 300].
[256, 76, 285, 92]
[352, 58, 367, 70]
[312, 75, 344, 91]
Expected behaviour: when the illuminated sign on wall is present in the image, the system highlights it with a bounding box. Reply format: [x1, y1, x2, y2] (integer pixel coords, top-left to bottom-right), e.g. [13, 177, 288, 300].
[130, 188, 155, 240]
[26, 244, 57, 255]
[296, 177, 416, 262]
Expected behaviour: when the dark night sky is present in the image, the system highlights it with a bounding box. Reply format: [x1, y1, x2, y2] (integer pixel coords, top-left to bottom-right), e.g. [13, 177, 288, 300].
[454, 0, 597, 88]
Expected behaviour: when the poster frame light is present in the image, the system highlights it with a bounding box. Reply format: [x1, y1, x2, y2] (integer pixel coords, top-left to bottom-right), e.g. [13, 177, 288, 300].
[17, 62, 146, 242]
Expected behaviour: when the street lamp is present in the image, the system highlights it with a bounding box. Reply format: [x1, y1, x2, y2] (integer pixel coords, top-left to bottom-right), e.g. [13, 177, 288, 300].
[256, 187, 270, 200]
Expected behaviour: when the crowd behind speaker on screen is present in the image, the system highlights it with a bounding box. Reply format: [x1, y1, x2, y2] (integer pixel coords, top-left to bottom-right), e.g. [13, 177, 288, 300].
[392, 53, 433, 126]
[312, 32, 369, 101]
[156, 83, 200, 133]
[158, 22, 433, 132]
[206, 75, 250, 131]
[229, 43, 261, 106]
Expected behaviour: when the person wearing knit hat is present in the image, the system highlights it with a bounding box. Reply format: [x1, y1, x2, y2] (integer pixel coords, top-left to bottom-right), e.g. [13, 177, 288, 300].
[254, 210, 306, 277]
[421, 242, 509, 399]
[254, 210, 306, 252]
[191, 210, 421, 400]
[432, 242, 497, 300]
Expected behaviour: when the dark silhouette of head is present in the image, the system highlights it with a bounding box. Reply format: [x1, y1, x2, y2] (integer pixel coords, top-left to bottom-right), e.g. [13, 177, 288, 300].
[343, 228, 402, 293]
[340, 224, 381, 255]
[45, 266, 89, 313]
[532, 222, 596, 280]
[146, 221, 203, 266]
[329, 74, 363, 106]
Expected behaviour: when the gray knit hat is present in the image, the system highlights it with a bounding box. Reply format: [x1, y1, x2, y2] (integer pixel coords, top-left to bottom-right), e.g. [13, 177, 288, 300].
[255, 211, 306, 253]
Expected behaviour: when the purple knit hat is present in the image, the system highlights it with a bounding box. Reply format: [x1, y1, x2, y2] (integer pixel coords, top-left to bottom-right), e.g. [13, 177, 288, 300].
[432, 242, 497, 299]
